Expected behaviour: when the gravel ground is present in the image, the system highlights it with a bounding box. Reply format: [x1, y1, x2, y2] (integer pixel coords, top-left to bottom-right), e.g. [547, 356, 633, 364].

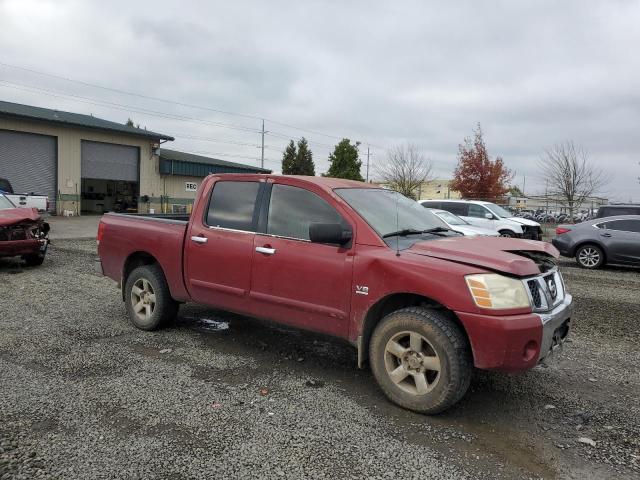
[0, 239, 638, 479]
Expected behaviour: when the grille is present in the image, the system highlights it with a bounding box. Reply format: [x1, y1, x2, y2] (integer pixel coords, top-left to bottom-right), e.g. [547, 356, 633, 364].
[528, 280, 543, 308]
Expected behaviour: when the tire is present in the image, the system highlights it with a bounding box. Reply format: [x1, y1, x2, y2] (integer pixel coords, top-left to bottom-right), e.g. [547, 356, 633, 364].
[575, 244, 604, 269]
[369, 307, 472, 414]
[22, 253, 45, 266]
[498, 230, 515, 238]
[124, 264, 179, 330]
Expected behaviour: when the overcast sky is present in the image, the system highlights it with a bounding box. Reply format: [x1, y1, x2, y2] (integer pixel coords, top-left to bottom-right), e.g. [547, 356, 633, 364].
[1, 0, 639, 201]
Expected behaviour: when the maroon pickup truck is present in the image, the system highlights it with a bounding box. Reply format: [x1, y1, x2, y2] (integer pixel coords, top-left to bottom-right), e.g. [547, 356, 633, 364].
[97, 175, 572, 413]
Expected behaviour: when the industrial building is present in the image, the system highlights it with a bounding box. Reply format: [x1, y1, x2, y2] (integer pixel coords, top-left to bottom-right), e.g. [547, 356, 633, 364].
[0, 100, 270, 215]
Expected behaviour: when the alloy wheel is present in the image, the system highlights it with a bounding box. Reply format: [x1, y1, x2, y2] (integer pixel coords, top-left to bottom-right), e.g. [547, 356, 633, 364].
[131, 278, 156, 321]
[578, 247, 600, 268]
[384, 331, 441, 395]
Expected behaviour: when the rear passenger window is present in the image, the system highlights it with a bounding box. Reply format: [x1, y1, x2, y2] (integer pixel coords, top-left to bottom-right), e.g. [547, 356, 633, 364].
[604, 220, 640, 233]
[206, 181, 260, 231]
[267, 184, 346, 240]
[443, 202, 467, 216]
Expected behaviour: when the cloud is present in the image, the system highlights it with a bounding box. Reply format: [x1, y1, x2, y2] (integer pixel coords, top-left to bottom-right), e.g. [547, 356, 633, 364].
[0, 0, 638, 199]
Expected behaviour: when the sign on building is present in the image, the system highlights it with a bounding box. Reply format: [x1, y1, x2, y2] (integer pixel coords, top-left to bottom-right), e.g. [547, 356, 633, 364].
[185, 182, 198, 192]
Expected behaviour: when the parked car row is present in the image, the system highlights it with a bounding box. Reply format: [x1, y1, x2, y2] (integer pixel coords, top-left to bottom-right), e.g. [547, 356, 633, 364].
[419, 199, 543, 239]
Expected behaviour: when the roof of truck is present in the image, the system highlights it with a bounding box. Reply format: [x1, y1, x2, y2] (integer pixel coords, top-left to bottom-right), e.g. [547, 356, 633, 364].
[206, 173, 380, 190]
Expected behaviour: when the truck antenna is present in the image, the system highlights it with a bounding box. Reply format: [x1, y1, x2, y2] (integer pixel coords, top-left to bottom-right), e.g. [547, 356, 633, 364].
[395, 191, 400, 257]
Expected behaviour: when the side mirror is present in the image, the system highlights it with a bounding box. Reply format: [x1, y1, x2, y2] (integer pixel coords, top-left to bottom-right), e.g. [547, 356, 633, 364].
[309, 223, 352, 245]
[484, 213, 494, 220]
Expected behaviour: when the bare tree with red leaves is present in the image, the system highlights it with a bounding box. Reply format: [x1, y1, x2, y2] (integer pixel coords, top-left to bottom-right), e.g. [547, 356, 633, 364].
[450, 124, 513, 201]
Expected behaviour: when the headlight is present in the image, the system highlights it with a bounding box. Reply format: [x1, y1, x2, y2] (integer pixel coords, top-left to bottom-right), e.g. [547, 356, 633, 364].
[465, 274, 530, 310]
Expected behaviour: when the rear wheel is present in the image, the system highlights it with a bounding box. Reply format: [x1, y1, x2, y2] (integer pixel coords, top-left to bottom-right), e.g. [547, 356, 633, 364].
[125, 264, 178, 330]
[369, 307, 472, 414]
[575, 244, 604, 269]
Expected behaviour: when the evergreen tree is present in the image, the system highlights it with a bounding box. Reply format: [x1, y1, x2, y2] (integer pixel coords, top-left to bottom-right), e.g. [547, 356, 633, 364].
[294, 137, 316, 176]
[325, 139, 364, 181]
[281, 140, 297, 174]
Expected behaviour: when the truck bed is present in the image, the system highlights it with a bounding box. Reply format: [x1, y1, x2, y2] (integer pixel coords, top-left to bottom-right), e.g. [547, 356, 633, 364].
[98, 212, 191, 301]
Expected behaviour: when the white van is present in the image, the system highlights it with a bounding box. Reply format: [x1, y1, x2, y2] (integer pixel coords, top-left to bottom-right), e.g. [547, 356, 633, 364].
[420, 199, 542, 239]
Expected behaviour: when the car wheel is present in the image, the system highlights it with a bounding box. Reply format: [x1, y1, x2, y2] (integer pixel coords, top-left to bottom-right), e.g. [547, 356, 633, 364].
[125, 264, 179, 330]
[498, 230, 515, 238]
[575, 244, 604, 269]
[22, 253, 45, 266]
[369, 307, 472, 414]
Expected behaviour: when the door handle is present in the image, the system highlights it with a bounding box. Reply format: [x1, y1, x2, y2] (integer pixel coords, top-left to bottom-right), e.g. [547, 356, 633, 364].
[190, 235, 208, 244]
[601, 233, 612, 238]
[256, 246, 276, 255]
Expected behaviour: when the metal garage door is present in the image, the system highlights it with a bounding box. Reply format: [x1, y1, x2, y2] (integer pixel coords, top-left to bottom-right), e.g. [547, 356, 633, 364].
[81, 140, 139, 181]
[0, 129, 57, 208]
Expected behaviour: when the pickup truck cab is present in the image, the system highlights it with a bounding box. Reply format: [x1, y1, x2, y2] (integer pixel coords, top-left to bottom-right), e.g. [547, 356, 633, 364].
[97, 175, 572, 413]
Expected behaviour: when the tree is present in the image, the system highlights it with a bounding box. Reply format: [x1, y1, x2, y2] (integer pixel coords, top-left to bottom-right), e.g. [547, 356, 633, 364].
[125, 118, 140, 128]
[377, 143, 433, 199]
[450, 124, 513, 200]
[281, 138, 316, 175]
[325, 138, 364, 181]
[538, 141, 608, 220]
[508, 185, 524, 197]
[281, 140, 297, 174]
[294, 137, 315, 175]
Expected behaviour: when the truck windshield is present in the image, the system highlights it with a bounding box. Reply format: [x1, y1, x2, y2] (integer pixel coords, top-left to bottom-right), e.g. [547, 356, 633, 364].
[485, 203, 512, 218]
[0, 194, 16, 210]
[335, 188, 448, 238]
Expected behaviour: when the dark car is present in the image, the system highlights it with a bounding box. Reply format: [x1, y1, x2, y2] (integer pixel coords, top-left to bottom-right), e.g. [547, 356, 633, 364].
[552, 215, 640, 269]
[596, 204, 640, 218]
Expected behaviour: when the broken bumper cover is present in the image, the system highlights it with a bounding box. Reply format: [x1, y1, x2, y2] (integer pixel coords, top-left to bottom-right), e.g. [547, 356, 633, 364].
[536, 294, 572, 362]
[455, 294, 572, 373]
[0, 239, 45, 257]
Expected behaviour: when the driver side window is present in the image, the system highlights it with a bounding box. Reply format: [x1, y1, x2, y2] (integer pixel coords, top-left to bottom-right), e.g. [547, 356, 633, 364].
[267, 184, 348, 241]
[468, 204, 489, 218]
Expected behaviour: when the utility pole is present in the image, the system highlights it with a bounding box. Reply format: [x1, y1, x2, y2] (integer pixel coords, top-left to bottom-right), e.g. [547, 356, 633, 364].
[366, 146, 370, 182]
[260, 119, 265, 170]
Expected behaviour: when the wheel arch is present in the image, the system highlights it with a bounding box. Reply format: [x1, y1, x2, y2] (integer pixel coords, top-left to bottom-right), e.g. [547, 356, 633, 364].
[357, 292, 471, 369]
[121, 251, 162, 301]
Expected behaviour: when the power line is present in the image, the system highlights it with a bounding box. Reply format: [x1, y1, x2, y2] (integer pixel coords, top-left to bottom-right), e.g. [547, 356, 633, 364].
[0, 61, 374, 144]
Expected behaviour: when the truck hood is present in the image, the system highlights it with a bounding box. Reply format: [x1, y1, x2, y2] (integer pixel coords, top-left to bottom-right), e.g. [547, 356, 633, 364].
[407, 236, 558, 276]
[0, 207, 41, 226]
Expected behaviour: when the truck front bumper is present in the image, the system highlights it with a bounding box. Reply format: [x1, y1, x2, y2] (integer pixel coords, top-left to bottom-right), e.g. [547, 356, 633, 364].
[0, 239, 46, 257]
[455, 294, 572, 373]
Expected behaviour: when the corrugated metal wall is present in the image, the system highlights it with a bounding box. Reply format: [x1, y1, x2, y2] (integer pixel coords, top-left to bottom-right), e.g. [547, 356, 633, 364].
[81, 140, 139, 181]
[0, 129, 56, 209]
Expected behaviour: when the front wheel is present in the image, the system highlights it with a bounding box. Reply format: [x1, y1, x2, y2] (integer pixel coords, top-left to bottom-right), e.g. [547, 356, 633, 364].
[498, 230, 515, 238]
[369, 307, 472, 414]
[125, 264, 178, 330]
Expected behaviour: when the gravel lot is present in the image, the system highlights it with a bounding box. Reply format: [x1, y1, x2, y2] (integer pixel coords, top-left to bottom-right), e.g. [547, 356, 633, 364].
[1, 239, 638, 479]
